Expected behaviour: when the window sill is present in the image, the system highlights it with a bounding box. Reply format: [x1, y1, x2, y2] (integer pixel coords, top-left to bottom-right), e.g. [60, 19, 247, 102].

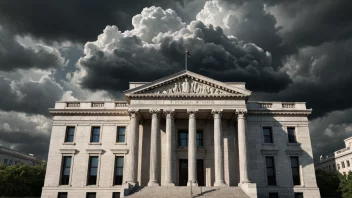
[58, 185, 71, 187]
[62, 142, 75, 145]
[86, 185, 99, 187]
[115, 142, 127, 145]
[89, 142, 102, 145]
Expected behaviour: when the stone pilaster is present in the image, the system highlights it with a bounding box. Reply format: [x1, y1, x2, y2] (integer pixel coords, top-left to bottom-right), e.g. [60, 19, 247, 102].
[187, 109, 198, 186]
[164, 109, 175, 186]
[212, 109, 227, 186]
[237, 109, 251, 183]
[126, 109, 139, 184]
[148, 109, 161, 186]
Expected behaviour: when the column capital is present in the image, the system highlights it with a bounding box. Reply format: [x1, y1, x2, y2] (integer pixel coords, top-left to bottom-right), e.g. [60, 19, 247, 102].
[212, 109, 223, 119]
[128, 109, 140, 118]
[164, 109, 175, 119]
[187, 109, 198, 119]
[236, 109, 247, 118]
[149, 109, 161, 119]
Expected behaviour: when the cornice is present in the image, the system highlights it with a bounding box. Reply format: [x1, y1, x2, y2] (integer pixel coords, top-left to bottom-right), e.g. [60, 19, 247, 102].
[126, 94, 248, 98]
[49, 109, 128, 116]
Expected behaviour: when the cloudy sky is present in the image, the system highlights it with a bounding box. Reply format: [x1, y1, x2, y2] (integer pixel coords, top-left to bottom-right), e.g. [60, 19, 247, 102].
[0, 0, 351, 163]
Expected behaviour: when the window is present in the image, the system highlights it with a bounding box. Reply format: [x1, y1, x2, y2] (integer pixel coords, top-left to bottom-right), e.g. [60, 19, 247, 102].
[112, 192, 121, 198]
[196, 130, 203, 147]
[266, 157, 277, 186]
[9, 160, 12, 165]
[86, 192, 96, 198]
[290, 157, 301, 185]
[288, 127, 297, 143]
[329, 165, 331, 171]
[178, 130, 188, 146]
[60, 156, 72, 185]
[65, 126, 75, 142]
[114, 156, 124, 185]
[4, 159, 8, 166]
[333, 164, 336, 170]
[58, 192, 68, 198]
[342, 161, 345, 168]
[347, 160, 350, 167]
[263, 127, 273, 143]
[269, 192, 279, 198]
[91, 127, 100, 143]
[294, 192, 303, 198]
[87, 156, 99, 185]
[116, 127, 126, 143]
[338, 164, 340, 170]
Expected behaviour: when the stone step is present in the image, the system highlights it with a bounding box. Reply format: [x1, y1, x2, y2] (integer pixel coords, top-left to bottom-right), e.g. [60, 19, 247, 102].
[126, 186, 249, 198]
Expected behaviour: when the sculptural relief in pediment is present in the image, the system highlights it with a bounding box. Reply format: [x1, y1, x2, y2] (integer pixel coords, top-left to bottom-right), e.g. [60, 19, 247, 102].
[139, 77, 235, 95]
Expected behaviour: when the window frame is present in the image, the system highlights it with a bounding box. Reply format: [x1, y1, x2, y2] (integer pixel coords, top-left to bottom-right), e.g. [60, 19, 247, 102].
[347, 160, 350, 167]
[59, 155, 74, 186]
[196, 130, 203, 147]
[116, 126, 126, 143]
[64, 126, 76, 143]
[87, 156, 99, 185]
[113, 156, 124, 185]
[287, 127, 297, 143]
[86, 192, 96, 198]
[262, 126, 274, 144]
[57, 192, 68, 198]
[178, 129, 188, 147]
[112, 192, 121, 198]
[294, 192, 304, 198]
[90, 126, 102, 143]
[290, 156, 301, 186]
[265, 156, 277, 186]
[342, 161, 345, 168]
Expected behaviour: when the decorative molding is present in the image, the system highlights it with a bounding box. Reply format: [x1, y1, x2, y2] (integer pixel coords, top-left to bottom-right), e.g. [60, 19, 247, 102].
[163, 109, 175, 119]
[86, 149, 104, 154]
[285, 149, 303, 156]
[248, 110, 312, 116]
[110, 149, 129, 154]
[49, 109, 128, 116]
[261, 149, 278, 155]
[211, 109, 223, 118]
[127, 93, 246, 98]
[128, 109, 140, 118]
[59, 149, 78, 154]
[187, 109, 198, 118]
[149, 109, 161, 119]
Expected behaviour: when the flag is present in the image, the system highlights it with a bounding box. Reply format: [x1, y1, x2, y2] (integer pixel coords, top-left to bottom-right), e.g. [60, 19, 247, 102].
[186, 50, 191, 57]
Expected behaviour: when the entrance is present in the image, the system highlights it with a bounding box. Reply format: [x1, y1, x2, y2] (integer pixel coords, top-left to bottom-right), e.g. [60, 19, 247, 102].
[178, 159, 204, 186]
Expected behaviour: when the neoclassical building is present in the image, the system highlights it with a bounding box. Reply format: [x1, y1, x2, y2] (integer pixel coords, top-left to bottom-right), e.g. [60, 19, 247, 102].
[316, 136, 352, 174]
[41, 71, 320, 198]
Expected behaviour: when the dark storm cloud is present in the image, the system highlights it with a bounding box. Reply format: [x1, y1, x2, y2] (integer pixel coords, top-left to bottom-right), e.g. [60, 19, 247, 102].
[0, 27, 64, 71]
[0, 75, 64, 116]
[0, 0, 190, 43]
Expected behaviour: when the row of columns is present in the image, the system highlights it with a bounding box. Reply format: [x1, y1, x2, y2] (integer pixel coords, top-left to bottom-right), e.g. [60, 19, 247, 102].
[125, 109, 250, 186]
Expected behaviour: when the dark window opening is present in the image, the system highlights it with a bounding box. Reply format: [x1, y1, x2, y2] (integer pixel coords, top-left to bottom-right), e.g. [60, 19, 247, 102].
[269, 192, 279, 198]
[117, 127, 125, 143]
[58, 192, 68, 198]
[65, 126, 75, 142]
[86, 192, 96, 198]
[266, 156, 277, 186]
[91, 127, 100, 143]
[60, 156, 72, 185]
[87, 156, 99, 185]
[288, 127, 297, 143]
[291, 157, 301, 185]
[114, 156, 124, 185]
[263, 127, 273, 143]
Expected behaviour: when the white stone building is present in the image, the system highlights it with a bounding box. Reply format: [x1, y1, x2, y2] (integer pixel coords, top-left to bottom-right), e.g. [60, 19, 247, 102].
[41, 71, 320, 198]
[316, 136, 352, 174]
[0, 146, 43, 166]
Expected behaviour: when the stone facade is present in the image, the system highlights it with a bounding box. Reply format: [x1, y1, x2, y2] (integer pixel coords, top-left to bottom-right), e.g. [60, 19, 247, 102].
[41, 70, 320, 198]
[316, 136, 352, 174]
[0, 146, 43, 166]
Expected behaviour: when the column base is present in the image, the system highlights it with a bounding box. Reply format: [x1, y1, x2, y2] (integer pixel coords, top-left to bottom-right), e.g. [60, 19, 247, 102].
[148, 180, 160, 186]
[187, 181, 198, 186]
[214, 181, 227, 186]
[164, 181, 175, 186]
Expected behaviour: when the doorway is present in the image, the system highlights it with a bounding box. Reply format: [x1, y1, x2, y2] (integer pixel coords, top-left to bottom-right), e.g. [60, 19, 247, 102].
[178, 159, 205, 186]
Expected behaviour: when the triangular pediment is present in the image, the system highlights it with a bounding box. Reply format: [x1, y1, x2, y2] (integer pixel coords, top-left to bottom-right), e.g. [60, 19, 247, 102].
[124, 70, 251, 98]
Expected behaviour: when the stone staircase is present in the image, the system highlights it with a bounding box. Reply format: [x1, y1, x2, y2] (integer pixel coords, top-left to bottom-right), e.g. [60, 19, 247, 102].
[126, 186, 249, 198]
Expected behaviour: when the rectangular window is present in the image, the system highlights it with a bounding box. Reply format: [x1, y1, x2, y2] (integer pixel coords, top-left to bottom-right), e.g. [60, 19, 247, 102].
[86, 192, 96, 198]
[288, 127, 297, 143]
[178, 130, 188, 146]
[114, 156, 124, 185]
[294, 192, 304, 198]
[338, 164, 340, 170]
[91, 127, 100, 143]
[263, 127, 273, 143]
[116, 127, 126, 143]
[266, 156, 277, 186]
[112, 192, 121, 198]
[347, 160, 350, 167]
[87, 156, 99, 185]
[60, 156, 72, 185]
[196, 130, 203, 147]
[290, 157, 301, 185]
[65, 126, 75, 142]
[269, 192, 279, 198]
[342, 161, 345, 168]
[4, 159, 8, 166]
[58, 192, 68, 198]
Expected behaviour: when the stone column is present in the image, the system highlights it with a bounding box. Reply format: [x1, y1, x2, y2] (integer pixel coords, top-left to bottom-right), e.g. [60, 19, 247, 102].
[148, 109, 161, 186]
[164, 109, 175, 186]
[126, 109, 139, 184]
[212, 109, 227, 186]
[187, 109, 198, 186]
[237, 110, 251, 183]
